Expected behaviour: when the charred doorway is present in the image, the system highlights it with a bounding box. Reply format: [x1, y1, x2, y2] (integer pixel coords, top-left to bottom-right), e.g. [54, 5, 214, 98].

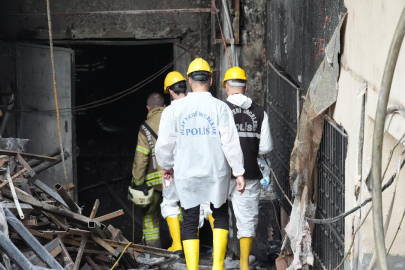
[72, 43, 173, 244]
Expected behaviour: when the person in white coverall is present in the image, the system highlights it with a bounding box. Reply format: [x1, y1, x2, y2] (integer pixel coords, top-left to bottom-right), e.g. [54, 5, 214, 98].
[160, 71, 214, 255]
[223, 67, 273, 270]
[156, 58, 246, 270]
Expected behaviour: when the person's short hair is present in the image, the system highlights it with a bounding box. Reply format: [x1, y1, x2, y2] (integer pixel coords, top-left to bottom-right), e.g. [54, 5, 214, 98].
[169, 81, 187, 95]
[147, 93, 164, 109]
[189, 71, 211, 86]
[225, 79, 247, 87]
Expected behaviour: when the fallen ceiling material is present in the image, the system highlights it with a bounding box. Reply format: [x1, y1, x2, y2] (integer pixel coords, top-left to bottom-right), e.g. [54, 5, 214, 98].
[0, 143, 177, 270]
[276, 15, 346, 270]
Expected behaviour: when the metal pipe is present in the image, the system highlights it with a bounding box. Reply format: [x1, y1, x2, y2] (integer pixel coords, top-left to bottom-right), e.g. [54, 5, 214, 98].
[4, 208, 64, 270]
[27, 148, 61, 168]
[23, 151, 69, 178]
[371, 7, 405, 270]
[0, 228, 40, 270]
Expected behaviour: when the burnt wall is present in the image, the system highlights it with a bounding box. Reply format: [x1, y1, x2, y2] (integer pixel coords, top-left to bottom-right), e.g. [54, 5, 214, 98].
[0, 42, 17, 138]
[239, 0, 267, 106]
[0, 0, 209, 40]
[267, 0, 346, 94]
[266, 0, 346, 212]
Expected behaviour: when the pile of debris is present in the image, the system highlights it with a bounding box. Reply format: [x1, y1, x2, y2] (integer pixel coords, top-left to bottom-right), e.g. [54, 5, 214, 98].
[0, 144, 177, 270]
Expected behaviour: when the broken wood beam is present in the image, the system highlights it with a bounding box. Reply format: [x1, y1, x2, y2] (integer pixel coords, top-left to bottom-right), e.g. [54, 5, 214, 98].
[63, 183, 75, 191]
[23, 151, 69, 178]
[27, 148, 61, 168]
[27, 229, 54, 240]
[104, 239, 176, 258]
[94, 209, 124, 222]
[16, 153, 35, 177]
[0, 149, 57, 162]
[55, 183, 80, 213]
[27, 238, 62, 266]
[1, 185, 100, 226]
[60, 237, 82, 247]
[85, 256, 102, 270]
[91, 235, 119, 257]
[67, 228, 91, 237]
[74, 199, 100, 270]
[89, 199, 100, 219]
[73, 237, 88, 270]
[41, 211, 69, 231]
[21, 219, 38, 226]
[66, 247, 114, 256]
[57, 238, 74, 270]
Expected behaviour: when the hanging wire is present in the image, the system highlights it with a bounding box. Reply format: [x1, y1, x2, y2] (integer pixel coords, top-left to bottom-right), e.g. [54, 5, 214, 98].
[19, 39, 200, 114]
[46, 0, 69, 189]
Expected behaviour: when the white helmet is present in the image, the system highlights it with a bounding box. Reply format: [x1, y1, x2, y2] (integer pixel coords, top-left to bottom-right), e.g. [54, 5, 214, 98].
[128, 185, 154, 207]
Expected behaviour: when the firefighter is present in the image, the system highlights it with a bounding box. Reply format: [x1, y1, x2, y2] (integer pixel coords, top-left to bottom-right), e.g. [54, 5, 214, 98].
[223, 66, 273, 270]
[156, 58, 246, 270]
[128, 93, 165, 248]
[160, 71, 215, 254]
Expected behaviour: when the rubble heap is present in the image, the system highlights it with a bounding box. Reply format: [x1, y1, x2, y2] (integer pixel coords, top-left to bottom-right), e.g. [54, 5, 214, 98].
[0, 146, 177, 270]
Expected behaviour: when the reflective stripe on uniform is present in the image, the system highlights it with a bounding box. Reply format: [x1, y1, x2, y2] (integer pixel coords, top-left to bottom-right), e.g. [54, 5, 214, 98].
[143, 192, 160, 241]
[132, 177, 144, 185]
[136, 145, 150, 155]
[144, 228, 160, 240]
[146, 171, 162, 180]
[145, 171, 162, 186]
[238, 132, 261, 138]
[146, 178, 162, 186]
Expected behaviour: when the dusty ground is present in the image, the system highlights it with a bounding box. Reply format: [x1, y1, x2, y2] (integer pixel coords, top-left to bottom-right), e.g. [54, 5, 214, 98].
[134, 252, 277, 270]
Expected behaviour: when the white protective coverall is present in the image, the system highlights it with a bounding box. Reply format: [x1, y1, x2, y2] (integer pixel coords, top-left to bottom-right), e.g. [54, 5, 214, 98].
[227, 93, 273, 239]
[156, 92, 245, 210]
[160, 100, 212, 228]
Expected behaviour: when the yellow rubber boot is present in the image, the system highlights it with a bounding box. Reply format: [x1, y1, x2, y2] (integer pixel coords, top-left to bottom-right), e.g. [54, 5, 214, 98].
[212, 229, 228, 270]
[239, 237, 253, 270]
[208, 214, 215, 230]
[166, 217, 183, 252]
[183, 239, 200, 270]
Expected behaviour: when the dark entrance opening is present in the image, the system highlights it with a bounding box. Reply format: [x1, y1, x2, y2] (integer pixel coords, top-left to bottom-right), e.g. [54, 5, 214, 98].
[73, 43, 173, 244]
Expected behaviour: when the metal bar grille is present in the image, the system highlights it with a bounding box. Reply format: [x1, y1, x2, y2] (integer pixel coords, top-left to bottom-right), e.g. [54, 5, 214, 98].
[313, 117, 347, 270]
[267, 61, 299, 212]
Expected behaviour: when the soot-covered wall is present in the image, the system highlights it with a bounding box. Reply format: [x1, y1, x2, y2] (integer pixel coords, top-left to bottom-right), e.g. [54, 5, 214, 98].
[267, 0, 346, 95]
[266, 0, 347, 211]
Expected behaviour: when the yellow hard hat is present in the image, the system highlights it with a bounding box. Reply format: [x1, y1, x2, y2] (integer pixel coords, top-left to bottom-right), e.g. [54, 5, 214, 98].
[222, 66, 248, 88]
[164, 71, 186, 93]
[187, 58, 213, 77]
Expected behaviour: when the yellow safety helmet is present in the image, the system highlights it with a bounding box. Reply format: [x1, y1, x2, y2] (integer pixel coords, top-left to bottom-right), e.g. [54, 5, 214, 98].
[222, 66, 248, 88]
[164, 71, 186, 94]
[187, 58, 213, 77]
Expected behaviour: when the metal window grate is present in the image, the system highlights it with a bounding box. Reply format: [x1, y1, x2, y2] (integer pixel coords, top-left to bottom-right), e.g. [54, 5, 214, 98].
[267, 61, 300, 212]
[313, 117, 347, 270]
